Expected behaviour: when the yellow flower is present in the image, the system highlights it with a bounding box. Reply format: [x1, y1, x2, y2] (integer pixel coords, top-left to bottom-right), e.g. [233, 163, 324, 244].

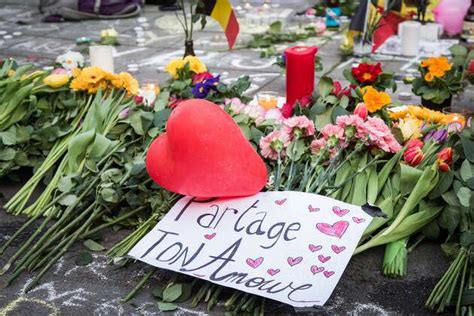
[397, 117, 423, 141]
[389, 105, 465, 127]
[43, 74, 69, 88]
[420, 56, 452, 80]
[119, 72, 139, 95]
[165, 58, 186, 79]
[80, 66, 106, 84]
[21, 70, 44, 81]
[7, 70, 15, 77]
[183, 55, 207, 74]
[362, 86, 392, 113]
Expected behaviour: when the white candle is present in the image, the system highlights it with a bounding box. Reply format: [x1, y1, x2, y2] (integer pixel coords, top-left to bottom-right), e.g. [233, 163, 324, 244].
[398, 21, 421, 57]
[89, 45, 114, 73]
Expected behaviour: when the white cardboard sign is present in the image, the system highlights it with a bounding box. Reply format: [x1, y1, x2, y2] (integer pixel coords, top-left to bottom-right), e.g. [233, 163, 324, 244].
[128, 191, 372, 307]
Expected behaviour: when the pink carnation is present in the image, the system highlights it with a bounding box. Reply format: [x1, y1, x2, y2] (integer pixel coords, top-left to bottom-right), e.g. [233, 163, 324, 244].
[365, 116, 402, 153]
[226, 98, 246, 114]
[282, 115, 315, 139]
[259, 130, 290, 160]
[336, 114, 367, 139]
[310, 138, 327, 155]
[264, 108, 284, 123]
[321, 124, 344, 140]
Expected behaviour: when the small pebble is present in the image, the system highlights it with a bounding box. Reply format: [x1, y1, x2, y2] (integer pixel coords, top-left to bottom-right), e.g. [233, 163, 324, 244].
[3, 35, 12, 39]
[0, 30, 7, 35]
[12, 31, 22, 36]
[137, 17, 148, 23]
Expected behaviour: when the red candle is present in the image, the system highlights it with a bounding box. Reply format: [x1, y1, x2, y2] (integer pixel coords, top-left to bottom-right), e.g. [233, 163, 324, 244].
[285, 46, 318, 106]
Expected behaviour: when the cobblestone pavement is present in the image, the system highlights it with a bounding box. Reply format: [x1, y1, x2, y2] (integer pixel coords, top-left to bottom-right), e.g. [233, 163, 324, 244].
[0, 0, 458, 315]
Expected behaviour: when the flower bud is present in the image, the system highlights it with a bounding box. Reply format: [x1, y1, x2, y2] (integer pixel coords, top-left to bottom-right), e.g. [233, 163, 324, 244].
[354, 103, 368, 120]
[406, 138, 424, 149]
[437, 147, 453, 172]
[403, 146, 424, 166]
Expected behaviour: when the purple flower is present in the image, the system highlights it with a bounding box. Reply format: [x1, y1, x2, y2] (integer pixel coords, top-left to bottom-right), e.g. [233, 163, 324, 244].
[192, 75, 220, 99]
[425, 128, 448, 143]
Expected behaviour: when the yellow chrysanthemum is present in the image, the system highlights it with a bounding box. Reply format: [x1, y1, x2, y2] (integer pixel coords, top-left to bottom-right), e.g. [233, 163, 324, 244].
[43, 74, 69, 88]
[118, 72, 139, 95]
[362, 86, 392, 113]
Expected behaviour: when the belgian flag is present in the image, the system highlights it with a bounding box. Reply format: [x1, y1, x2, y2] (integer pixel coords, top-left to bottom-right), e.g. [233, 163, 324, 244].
[197, 0, 240, 49]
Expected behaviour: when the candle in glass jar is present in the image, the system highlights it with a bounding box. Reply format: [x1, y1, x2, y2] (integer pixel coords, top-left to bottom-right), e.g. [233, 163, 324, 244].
[257, 92, 278, 110]
[89, 45, 114, 73]
[285, 46, 317, 106]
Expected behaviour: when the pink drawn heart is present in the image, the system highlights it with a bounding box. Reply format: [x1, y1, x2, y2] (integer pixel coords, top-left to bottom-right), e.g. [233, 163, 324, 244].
[323, 271, 335, 278]
[331, 245, 346, 254]
[316, 220, 349, 238]
[352, 216, 366, 224]
[333, 206, 350, 217]
[318, 255, 331, 263]
[275, 198, 287, 205]
[308, 244, 322, 252]
[287, 256, 303, 267]
[204, 233, 216, 240]
[246, 257, 264, 269]
[308, 205, 320, 212]
[310, 265, 324, 275]
[267, 268, 280, 276]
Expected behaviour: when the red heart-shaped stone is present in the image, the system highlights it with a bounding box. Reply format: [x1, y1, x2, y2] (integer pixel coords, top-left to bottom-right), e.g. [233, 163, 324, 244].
[146, 99, 268, 198]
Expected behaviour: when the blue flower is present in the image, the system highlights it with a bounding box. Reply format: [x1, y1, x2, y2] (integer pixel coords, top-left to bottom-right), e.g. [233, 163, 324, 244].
[192, 75, 220, 99]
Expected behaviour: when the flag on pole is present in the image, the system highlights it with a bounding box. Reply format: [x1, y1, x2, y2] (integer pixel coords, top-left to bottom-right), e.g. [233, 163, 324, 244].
[197, 0, 240, 49]
[349, 0, 371, 33]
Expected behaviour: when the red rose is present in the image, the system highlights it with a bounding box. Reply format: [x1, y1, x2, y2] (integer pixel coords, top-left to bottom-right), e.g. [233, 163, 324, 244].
[352, 62, 382, 84]
[281, 103, 294, 118]
[332, 81, 342, 96]
[192, 72, 214, 85]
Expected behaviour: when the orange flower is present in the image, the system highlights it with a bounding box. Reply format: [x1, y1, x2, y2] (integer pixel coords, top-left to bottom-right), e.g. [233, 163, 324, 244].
[362, 86, 392, 113]
[437, 147, 453, 172]
[424, 72, 434, 82]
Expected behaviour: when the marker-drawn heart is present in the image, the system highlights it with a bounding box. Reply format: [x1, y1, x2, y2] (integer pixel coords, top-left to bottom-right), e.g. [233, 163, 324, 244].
[310, 265, 324, 275]
[145, 99, 267, 198]
[287, 256, 303, 267]
[318, 255, 331, 263]
[246, 257, 264, 269]
[333, 206, 350, 217]
[323, 271, 335, 278]
[316, 221, 349, 239]
[204, 233, 216, 240]
[308, 244, 322, 252]
[275, 198, 287, 205]
[352, 216, 366, 224]
[331, 245, 346, 254]
[267, 268, 280, 276]
[308, 205, 320, 212]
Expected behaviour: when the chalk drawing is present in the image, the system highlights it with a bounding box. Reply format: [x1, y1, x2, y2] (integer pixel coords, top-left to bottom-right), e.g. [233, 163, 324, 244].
[62, 254, 110, 281]
[0, 296, 60, 316]
[93, 298, 125, 315]
[19, 279, 94, 308]
[353, 302, 390, 315]
[10, 39, 76, 55]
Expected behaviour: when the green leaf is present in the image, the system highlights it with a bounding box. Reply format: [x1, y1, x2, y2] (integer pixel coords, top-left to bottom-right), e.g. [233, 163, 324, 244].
[460, 160, 474, 182]
[238, 124, 251, 140]
[331, 106, 349, 122]
[315, 107, 334, 131]
[157, 302, 177, 312]
[100, 188, 119, 203]
[449, 44, 468, 56]
[429, 171, 454, 199]
[0, 148, 16, 161]
[457, 187, 472, 207]
[461, 136, 474, 162]
[339, 95, 349, 109]
[58, 176, 75, 193]
[269, 21, 282, 33]
[75, 252, 93, 266]
[174, 283, 193, 303]
[59, 194, 78, 206]
[318, 77, 333, 97]
[162, 284, 182, 302]
[286, 139, 306, 161]
[442, 191, 460, 206]
[83, 239, 106, 252]
[438, 206, 460, 236]
[151, 287, 164, 299]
